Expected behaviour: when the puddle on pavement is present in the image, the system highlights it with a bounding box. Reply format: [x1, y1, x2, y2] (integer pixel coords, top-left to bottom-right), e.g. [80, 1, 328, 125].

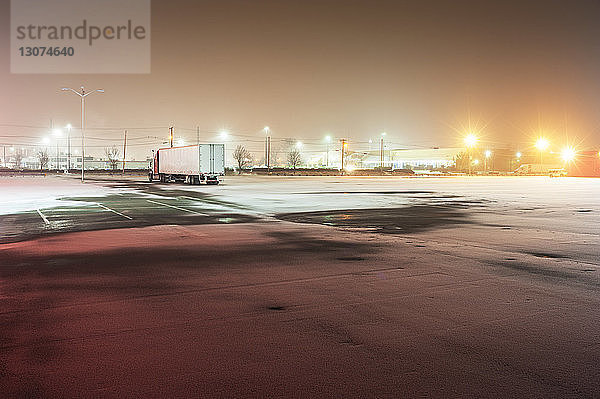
[276, 203, 477, 234]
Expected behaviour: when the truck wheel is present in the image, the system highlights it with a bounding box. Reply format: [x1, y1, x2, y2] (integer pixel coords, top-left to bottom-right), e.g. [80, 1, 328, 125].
[148, 173, 153, 182]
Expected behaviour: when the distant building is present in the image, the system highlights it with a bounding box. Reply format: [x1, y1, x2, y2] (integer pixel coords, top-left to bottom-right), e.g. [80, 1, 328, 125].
[567, 150, 600, 177]
[350, 147, 464, 170]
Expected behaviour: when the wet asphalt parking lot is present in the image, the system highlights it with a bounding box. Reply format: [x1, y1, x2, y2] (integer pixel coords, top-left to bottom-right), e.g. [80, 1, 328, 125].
[1, 174, 599, 398]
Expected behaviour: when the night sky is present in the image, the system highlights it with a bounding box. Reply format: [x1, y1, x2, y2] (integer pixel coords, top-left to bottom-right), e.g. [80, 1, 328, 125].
[1, 0, 600, 157]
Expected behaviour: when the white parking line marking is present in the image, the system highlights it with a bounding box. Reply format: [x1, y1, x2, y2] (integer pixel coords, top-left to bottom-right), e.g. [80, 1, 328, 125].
[179, 195, 265, 218]
[36, 209, 50, 225]
[97, 203, 133, 220]
[146, 200, 208, 216]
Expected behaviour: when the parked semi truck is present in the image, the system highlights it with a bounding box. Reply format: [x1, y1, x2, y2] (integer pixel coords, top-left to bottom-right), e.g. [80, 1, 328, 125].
[148, 144, 225, 185]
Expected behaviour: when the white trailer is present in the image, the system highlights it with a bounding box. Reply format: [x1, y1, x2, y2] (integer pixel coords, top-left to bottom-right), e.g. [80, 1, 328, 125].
[149, 144, 225, 185]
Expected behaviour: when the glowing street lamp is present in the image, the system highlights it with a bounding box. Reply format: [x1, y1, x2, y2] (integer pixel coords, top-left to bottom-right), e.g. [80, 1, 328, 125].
[484, 150, 492, 172]
[463, 133, 478, 174]
[516, 152, 522, 158]
[535, 137, 550, 164]
[561, 146, 576, 163]
[296, 141, 303, 149]
[535, 137, 549, 151]
[464, 134, 478, 148]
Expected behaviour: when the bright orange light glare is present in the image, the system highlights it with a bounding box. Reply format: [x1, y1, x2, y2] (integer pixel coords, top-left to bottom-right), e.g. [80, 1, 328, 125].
[561, 146, 576, 163]
[535, 137, 549, 151]
[464, 134, 478, 148]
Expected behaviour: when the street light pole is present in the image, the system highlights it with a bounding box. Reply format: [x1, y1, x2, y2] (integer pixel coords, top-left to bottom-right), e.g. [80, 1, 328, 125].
[61, 86, 104, 182]
[535, 138, 549, 165]
[52, 127, 62, 171]
[484, 150, 492, 172]
[380, 132, 386, 169]
[340, 139, 347, 171]
[463, 134, 478, 175]
[66, 124, 72, 171]
[325, 135, 331, 168]
[264, 126, 270, 169]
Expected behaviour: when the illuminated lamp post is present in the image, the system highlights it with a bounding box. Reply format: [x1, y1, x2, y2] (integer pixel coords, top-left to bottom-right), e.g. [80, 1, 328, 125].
[325, 135, 331, 167]
[380, 132, 386, 169]
[264, 126, 270, 168]
[52, 128, 62, 170]
[484, 150, 492, 172]
[561, 146, 576, 163]
[535, 137, 549, 164]
[463, 134, 478, 174]
[66, 124, 72, 171]
[61, 86, 104, 182]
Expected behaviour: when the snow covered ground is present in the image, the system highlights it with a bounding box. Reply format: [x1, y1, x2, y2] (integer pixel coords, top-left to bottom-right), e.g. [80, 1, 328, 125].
[1, 174, 599, 397]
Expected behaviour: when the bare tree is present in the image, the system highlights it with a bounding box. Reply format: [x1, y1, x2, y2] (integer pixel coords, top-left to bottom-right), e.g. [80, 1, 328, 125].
[454, 151, 469, 172]
[232, 145, 252, 174]
[271, 139, 294, 167]
[37, 149, 49, 171]
[105, 146, 120, 171]
[12, 149, 24, 169]
[287, 148, 302, 170]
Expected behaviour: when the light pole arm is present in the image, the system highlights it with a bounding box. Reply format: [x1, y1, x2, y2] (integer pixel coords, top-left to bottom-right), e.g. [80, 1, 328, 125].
[83, 89, 104, 97]
[61, 88, 83, 97]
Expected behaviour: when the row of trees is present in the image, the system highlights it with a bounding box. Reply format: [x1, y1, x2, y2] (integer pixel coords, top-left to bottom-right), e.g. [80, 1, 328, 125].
[232, 144, 303, 173]
[31, 146, 121, 171]
[11, 144, 299, 172]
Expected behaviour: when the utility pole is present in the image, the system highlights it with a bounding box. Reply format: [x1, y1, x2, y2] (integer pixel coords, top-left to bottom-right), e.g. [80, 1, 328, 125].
[196, 126, 200, 145]
[380, 138, 383, 168]
[467, 148, 471, 175]
[169, 127, 174, 147]
[264, 126, 270, 169]
[67, 124, 72, 171]
[2, 145, 5, 167]
[379, 132, 386, 169]
[340, 139, 347, 171]
[267, 136, 271, 169]
[51, 119, 58, 171]
[122, 130, 127, 175]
